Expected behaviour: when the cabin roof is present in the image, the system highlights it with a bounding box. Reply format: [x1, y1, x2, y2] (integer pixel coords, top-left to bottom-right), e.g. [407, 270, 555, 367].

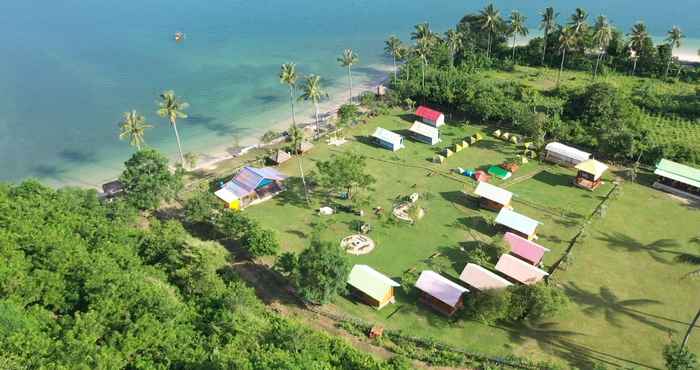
[272, 150, 291, 164]
[654, 159, 700, 188]
[495, 208, 540, 236]
[495, 254, 549, 284]
[347, 265, 400, 302]
[504, 232, 550, 265]
[415, 270, 469, 307]
[474, 182, 513, 206]
[415, 106, 444, 121]
[575, 159, 609, 179]
[459, 263, 513, 291]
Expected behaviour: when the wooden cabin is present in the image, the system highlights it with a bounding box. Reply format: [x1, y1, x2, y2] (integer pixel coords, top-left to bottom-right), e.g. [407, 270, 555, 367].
[574, 159, 608, 190]
[101, 180, 124, 199]
[653, 159, 700, 201]
[503, 232, 550, 266]
[415, 106, 445, 127]
[347, 265, 400, 310]
[214, 166, 287, 210]
[459, 263, 513, 291]
[473, 182, 513, 211]
[495, 208, 541, 241]
[414, 271, 469, 316]
[544, 142, 591, 167]
[495, 254, 549, 285]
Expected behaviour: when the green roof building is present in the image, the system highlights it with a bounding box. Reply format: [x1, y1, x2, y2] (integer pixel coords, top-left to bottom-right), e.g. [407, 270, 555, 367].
[653, 159, 700, 200]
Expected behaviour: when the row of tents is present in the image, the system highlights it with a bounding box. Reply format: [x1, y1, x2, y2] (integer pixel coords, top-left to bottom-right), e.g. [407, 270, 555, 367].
[371, 106, 445, 151]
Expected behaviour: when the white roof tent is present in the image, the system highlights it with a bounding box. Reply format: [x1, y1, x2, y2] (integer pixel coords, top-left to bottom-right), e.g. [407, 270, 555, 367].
[371, 127, 404, 151]
[408, 121, 440, 145]
[473, 182, 513, 206]
[544, 142, 591, 166]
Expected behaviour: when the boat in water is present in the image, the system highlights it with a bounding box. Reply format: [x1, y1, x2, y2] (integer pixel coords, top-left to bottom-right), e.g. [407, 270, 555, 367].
[174, 32, 185, 42]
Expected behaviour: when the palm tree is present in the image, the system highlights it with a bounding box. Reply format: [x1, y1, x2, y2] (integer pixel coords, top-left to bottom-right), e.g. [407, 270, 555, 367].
[156, 90, 189, 165]
[400, 46, 413, 81]
[119, 110, 151, 150]
[568, 8, 589, 35]
[665, 26, 684, 78]
[556, 27, 577, 87]
[411, 22, 433, 45]
[508, 11, 528, 61]
[683, 308, 700, 349]
[287, 123, 309, 204]
[444, 29, 464, 68]
[298, 74, 328, 138]
[415, 40, 430, 89]
[279, 63, 298, 126]
[338, 49, 359, 103]
[384, 36, 403, 82]
[628, 22, 649, 75]
[592, 16, 614, 78]
[539, 7, 558, 65]
[479, 4, 502, 58]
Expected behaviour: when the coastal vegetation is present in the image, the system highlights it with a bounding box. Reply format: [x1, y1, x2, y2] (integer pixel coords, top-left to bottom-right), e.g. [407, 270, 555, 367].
[157, 90, 189, 167]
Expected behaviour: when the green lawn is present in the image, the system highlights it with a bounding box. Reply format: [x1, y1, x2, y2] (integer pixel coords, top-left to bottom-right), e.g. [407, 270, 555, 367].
[242, 112, 700, 368]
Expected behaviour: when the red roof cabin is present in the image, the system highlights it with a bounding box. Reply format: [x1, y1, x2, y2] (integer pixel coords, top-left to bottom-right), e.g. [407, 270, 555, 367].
[415, 106, 445, 127]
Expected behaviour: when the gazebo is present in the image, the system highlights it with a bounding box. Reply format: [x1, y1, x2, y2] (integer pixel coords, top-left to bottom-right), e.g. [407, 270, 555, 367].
[574, 159, 608, 190]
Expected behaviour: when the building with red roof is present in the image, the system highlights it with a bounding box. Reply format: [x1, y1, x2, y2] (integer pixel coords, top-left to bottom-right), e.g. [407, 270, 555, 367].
[415, 106, 445, 127]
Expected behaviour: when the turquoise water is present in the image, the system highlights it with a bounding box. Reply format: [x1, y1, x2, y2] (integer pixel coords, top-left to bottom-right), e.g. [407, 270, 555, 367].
[1, 0, 698, 186]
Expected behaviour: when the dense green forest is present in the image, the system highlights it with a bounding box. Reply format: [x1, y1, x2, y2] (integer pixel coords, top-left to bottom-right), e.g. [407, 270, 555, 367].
[0, 181, 409, 369]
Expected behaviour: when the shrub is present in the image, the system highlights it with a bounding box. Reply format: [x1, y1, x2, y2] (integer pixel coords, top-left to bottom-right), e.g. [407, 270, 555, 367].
[242, 225, 279, 257]
[296, 239, 351, 304]
[663, 341, 698, 370]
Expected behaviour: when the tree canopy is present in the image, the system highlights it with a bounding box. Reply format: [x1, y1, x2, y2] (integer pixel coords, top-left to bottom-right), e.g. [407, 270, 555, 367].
[315, 151, 375, 199]
[119, 148, 183, 210]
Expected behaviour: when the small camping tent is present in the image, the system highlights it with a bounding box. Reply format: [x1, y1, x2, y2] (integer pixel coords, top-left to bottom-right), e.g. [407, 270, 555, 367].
[415, 106, 445, 127]
[347, 265, 400, 310]
[270, 150, 292, 165]
[371, 127, 404, 151]
[544, 142, 591, 167]
[408, 121, 440, 145]
[415, 270, 469, 316]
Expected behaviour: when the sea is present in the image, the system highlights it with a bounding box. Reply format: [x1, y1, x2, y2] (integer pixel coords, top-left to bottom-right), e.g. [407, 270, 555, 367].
[1, 0, 698, 187]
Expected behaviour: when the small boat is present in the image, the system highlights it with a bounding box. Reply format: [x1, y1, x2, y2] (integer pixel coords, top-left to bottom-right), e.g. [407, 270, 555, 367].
[174, 32, 185, 42]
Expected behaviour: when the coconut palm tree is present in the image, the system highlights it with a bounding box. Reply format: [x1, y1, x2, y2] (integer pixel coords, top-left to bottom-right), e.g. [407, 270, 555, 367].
[411, 22, 433, 46]
[384, 36, 403, 82]
[683, 308, 700, 349]
[665, 26, 684, 78]
[592, 16, 614, 78]
[156, 90, 189, 166]
[539, 7, 558, 65]
[479, 4, 502, 58]
[298, 74, 328, 138]
[568, 8, 589, 35]
[444, 29, 464, 67]
[557, 27, 577, 87]
[415, 40, 430, 89]
[279, 63, 298, 126]
[628, 22, 649, 75]
[508, 11, 528, 61]
[338, 49, 359, 103]
[400, 46, 413, 81]
[119, 110, 151, 150]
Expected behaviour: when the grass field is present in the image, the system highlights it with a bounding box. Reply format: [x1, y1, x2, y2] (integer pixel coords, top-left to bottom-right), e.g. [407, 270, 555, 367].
[240, 111, 700, 369]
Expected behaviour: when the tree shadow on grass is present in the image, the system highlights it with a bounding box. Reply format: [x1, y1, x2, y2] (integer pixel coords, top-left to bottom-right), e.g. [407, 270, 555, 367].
[532, 170, 573, 187]
[597, 232, 682, 264]
[439, 190, 477, 210]
[436, 244, 470, 273]
[455, 216, 498, 238]
[276, 177, 311, 209]
[562, 282, 672, 333]
[496, 321, 657, 369]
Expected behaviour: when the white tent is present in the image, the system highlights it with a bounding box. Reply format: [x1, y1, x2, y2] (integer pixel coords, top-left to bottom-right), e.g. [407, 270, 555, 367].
[408, 121, 440, 145]
[371, 127, 404, 151]
[544, 142, 591, 167]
